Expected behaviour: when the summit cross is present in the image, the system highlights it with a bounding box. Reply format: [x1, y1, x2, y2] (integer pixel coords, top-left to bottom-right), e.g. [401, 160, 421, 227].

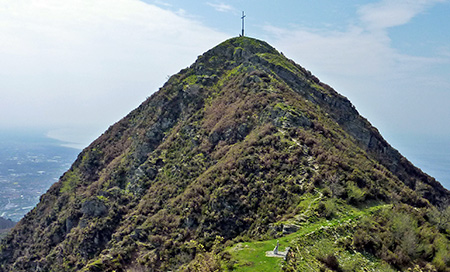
[241, 11, 246, 36]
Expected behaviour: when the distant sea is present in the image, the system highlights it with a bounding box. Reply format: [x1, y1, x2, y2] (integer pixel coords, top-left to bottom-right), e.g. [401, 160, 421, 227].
[0, 130, 79, 222]
[388, 134, 450, 190]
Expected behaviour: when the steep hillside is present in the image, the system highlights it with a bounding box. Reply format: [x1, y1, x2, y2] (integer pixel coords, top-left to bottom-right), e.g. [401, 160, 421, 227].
[0, 37, 449, 272]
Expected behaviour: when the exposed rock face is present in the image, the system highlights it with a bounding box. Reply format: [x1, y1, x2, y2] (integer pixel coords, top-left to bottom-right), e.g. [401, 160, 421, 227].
[0, 37, 448, 271]
[81, 199, 108, 218]
[282, 224, 300, 235]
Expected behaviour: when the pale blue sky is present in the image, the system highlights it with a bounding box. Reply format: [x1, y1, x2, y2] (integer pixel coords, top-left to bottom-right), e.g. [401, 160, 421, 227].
[0, 0, 449, 188]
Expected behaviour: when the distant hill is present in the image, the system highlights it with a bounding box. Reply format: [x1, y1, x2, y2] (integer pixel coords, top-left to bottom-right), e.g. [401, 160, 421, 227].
[0, 217, 15, 230]
[0, 217, 15, 240]
[0, 37, 449, 271]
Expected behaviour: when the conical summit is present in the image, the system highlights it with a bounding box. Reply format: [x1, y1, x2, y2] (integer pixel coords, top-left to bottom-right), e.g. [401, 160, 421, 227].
[1, 37, 449, 271]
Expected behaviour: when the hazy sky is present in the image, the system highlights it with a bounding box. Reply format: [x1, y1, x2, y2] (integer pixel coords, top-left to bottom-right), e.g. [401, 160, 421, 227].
[1, 0, 449, 188]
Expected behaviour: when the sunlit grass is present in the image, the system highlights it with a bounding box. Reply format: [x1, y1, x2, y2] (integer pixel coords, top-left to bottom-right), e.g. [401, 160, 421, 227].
[224, 203, 389, 271]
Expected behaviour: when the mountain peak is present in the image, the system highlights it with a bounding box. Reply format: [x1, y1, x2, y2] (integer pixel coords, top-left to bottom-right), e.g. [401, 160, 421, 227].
[213, 36, 278, 55]
[1, 38, 449, 271]
[192, 36, 279, 70]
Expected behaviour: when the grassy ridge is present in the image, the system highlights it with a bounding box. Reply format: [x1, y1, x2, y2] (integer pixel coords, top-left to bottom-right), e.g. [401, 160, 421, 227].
[224, 198, 389, 271]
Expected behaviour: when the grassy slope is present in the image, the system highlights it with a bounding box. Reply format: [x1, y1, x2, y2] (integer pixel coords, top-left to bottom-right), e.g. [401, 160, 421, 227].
[224, 193, 391, 271]
[221, 197, 450, 271]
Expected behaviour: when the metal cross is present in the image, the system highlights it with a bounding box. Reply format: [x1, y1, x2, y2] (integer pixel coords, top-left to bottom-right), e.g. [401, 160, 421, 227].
[241, 11, 246, 36]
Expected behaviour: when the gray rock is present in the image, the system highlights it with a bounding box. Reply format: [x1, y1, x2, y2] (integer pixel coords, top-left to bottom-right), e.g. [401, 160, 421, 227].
[263, 105, 312, 129]
[282, 224, 300, 235]
[65, 217, 76, 233]
[81, 199, 108, 218]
